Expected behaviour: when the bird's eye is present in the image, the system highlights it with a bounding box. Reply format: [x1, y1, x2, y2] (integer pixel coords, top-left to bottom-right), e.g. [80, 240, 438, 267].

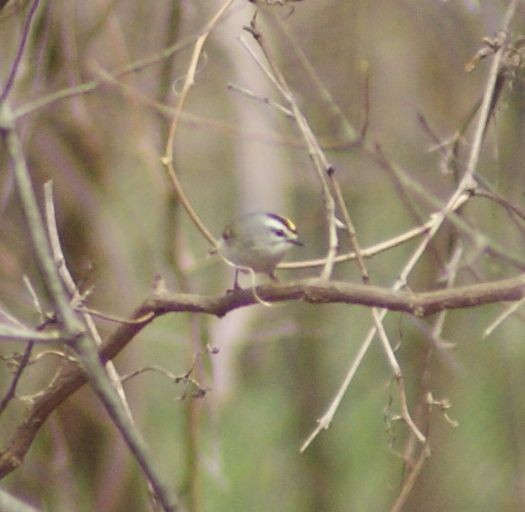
[273, 229, 286, 237]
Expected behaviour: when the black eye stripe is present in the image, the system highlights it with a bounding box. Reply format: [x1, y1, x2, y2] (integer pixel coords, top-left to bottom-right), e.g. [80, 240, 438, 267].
[272, 228, 286, 237]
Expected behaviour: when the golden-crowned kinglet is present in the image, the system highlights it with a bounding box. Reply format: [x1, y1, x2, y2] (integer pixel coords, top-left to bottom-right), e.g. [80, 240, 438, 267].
[217, 212, 303, 289]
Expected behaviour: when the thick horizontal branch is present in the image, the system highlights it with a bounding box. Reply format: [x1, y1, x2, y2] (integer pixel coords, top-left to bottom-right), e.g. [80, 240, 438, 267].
[148, 275, 525, 319]
[1, 274, 524, 478]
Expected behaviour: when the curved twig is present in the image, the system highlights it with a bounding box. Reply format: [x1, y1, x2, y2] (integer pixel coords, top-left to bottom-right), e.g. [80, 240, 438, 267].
[162, 0, 235, 248]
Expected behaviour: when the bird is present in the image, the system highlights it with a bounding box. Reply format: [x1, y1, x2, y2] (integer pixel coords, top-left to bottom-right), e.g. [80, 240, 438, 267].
[216, 212, 303, 290]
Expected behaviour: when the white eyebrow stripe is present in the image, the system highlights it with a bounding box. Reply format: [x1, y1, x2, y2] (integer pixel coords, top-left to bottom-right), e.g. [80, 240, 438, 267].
[265, 213, 296, 232]
[266, 218, 293, 233]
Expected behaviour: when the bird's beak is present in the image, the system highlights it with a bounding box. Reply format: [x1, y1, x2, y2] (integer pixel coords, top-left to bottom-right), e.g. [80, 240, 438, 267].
[290, 239, 304, 247]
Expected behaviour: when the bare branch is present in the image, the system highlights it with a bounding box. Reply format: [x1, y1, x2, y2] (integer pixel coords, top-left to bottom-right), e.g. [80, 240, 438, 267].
[244, 14, 339, 280]
[161, 0, 235, 249]
[1, 273, 525, 478]
[0, 0, 41, 104]
[13, 33, 200, 119]
[1, 95, 178, 511]
[0, 324, 61, 342]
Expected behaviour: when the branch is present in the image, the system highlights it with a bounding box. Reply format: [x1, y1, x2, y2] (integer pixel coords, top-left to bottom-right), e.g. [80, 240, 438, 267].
[162, 0, 235, 249]
[0, 0, 41, 104]
[244, 15, 339, 279]
[13, 33, 199, 119]
[1, 103, 178, 511]
[0, 340, 34, 415]
[1, 273, 524, 478]
[0, 324, 62, 342]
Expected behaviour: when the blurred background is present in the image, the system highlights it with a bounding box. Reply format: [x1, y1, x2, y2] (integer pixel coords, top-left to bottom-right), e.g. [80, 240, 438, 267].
[1, 0, 525, 510]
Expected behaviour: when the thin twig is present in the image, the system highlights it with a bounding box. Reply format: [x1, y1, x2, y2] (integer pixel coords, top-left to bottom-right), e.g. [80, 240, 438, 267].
[279, 217, 437, 269]
[74, 306, 155, 325]
[374, 309, 425, 442]
[265, 6, 430, 453]
[270, 11, 357, 141]
[389, 444, 431, 512]
[471, 187, 525, 230]
[0, 0, 41, 104]
[0, 279, 39, 421]
[372, 148, 525, 270]
[243, 15, 339, 280]
[44, 183, 167, 509]
[13, 32, 199, 119]
[329, 149, 423, 442]
[44, 181, 135, 418]
[22, 275, 44, 321]
[227, 82, 294, 118]
[484, 296, 525, 338]
[393, 243, 463, 509]
[122, 365, 207, 399]
[393, 0, 517, 282]
[464, 2, 517, 187]
[0, 341, 34, 414]
[300, 321, 375, 452]
[0, 105, 82, 338]
[301, 0, 518, 451]
[0, 303, 26, 328]
[2, 95, 178, 511]
[121, 344, 218, 399]
[300, 303, 424, 452]
[161, 0, 235, 248]
[330, 173, 369, 279]
[28, 350, 77, 364]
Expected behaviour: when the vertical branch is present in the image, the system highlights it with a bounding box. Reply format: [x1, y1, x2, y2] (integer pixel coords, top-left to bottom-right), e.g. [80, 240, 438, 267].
[45, 181, 169, 509]
[1, 103, 178, 511]
[463, 1, 517, 187]
[331, 160, 425, 443]
[0, 0, 41, 104]
[0, 104, 81, 334]
[393, 244, 463, 511]
[395, 0, 516, 277]
[44, 182, 134, 418]
[244, 15, 339, 280]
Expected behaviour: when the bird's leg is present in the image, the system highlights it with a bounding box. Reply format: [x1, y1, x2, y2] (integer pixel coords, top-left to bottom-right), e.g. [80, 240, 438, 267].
[234, 269, 241, 289]
[227, 268, 242, 293]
